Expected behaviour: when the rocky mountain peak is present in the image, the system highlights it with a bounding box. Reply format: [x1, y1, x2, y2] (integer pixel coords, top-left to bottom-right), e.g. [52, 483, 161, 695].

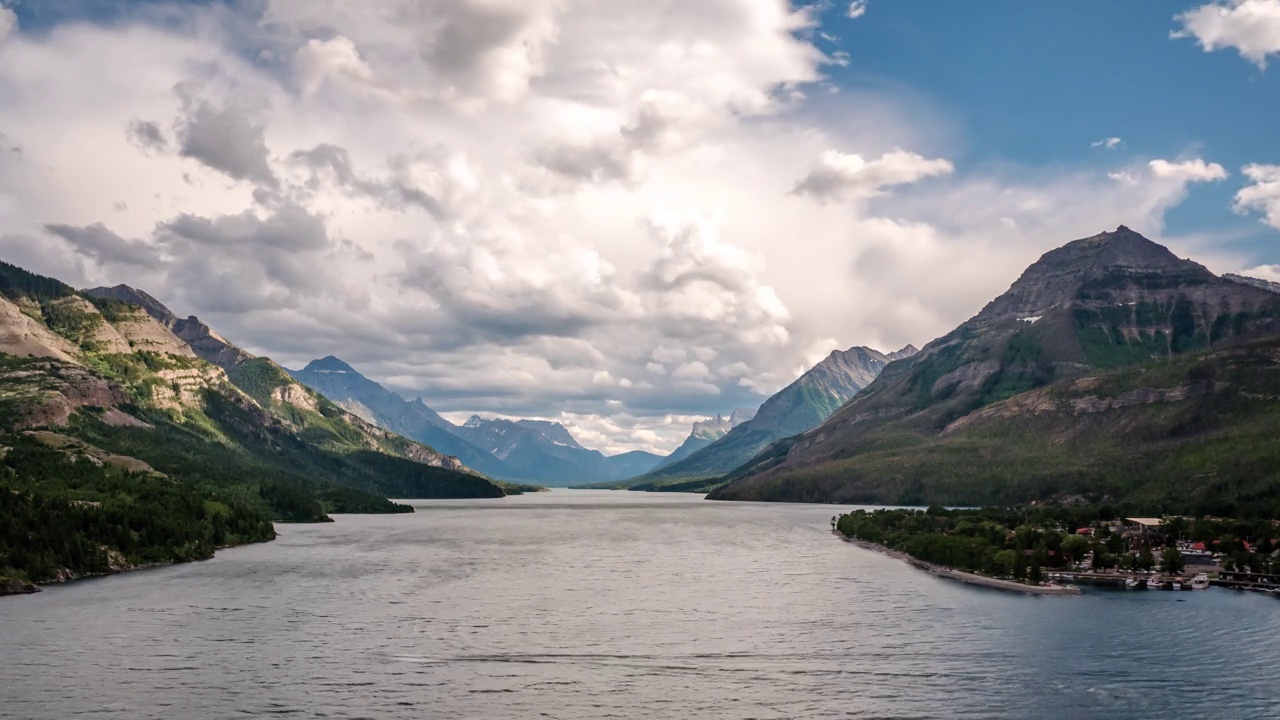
[515, 419, 584, 449]
[973, 226, 1212, 325]
[888, 344, 919, 361]
[83, 285, 176, 323]
[303, 356, 358, 373]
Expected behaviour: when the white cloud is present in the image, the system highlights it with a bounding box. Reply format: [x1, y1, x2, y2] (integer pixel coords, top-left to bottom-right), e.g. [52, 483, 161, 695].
[0, 6, 16, 45]
[672, 360, 713, 380]
[1091, 137, 1122, 149]
[650, 345, 687, 364]
[1148, 158, 1229, 182]
[1237, 263, 1280, 282]
[1234, 163, 1280, 229]
[294, 36, 375, 98]
[847, 1, 869, 19]
[0, 1, 1248, 455]
[792, 149, 953, 202]
[1173, 0, 1280, 67]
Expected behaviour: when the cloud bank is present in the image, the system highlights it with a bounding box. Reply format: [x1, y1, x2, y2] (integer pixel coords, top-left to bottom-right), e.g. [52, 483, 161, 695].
[0, 0, 1248, 454]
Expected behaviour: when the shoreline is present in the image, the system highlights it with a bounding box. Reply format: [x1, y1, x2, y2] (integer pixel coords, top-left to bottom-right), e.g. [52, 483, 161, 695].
[837, 532, 1082, 596]
[0, 536, 277, 599]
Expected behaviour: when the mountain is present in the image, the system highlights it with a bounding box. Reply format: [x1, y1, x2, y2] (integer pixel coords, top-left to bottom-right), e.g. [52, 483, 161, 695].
[286, 356, 514, 477]
[452, 415, 635, 485]
[653, 409, 756, 471]
[602, 449, 665, 478]
[709, 226, 1280, 507]
[85, 285, 254, 367]
[289, 357, 651, 484]
[631, 344, 915, 490]
[1, 260, 510, 593]
[80, 287, 474, 478]
[889, 344, 920, 361]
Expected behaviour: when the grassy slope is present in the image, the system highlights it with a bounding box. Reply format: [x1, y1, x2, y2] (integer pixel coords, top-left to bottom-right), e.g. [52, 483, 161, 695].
[713, 337, 1280, 515]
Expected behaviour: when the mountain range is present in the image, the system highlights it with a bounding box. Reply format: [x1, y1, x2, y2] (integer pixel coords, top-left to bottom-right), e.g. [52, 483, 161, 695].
[616, 344, 917, 492]
[1, 264, 516, 508]
[709, 226, 1280, 513]
[288, 358, 663, 485]
[652, 409, 757, 471]
[0, 258, 534, 590]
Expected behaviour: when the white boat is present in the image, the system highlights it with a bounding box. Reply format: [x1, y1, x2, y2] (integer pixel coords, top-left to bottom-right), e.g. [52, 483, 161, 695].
[1172, 580, 1183, 590]
[1146, 577, 1162, 590]
[1125, 577, 1141, 589]
[1191, 573, 1210, 590]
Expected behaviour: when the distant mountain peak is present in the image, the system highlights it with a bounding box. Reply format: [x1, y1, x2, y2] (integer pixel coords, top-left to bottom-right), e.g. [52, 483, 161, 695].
[973, 226, 1210, 325]
[889, 344, 919, 361]
[515, 419, 585, 449]
[302, 356, 358, 373]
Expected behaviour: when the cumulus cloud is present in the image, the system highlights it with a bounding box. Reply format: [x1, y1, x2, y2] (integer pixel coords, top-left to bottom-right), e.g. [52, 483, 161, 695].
[1233, 163, 1280, 229]
[792, 149, 954, 202]
[1173, 0, 1280, 67]
[847, 1, 869, 19]
[43, 223, 162, 269]
[1148, 158, 1229, 182]
[177, 96, 279, 189]
[1237, 263, 1280, 282]
[294, 36, 374, 97]
[0, 0, 1250, 454]
[1091, 137, 1122, 149]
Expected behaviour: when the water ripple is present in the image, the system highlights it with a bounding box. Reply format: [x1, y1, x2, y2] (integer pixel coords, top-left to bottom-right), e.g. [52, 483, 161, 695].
[2, 490, 1279, 719]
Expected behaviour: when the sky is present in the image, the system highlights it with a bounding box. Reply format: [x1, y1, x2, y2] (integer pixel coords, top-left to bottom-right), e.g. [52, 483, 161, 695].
[1, 0, 1279, 456]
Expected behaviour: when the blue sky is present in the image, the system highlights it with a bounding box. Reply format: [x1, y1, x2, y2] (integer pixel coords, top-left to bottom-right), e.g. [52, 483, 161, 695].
[820, 1, 1280, 256]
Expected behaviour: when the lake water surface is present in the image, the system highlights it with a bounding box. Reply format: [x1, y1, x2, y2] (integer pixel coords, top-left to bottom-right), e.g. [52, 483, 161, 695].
[3, 490, 1279, 719]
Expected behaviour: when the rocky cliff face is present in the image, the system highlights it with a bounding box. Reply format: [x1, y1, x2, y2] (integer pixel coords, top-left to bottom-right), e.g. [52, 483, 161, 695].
[84, 285, 253, 368]
[1225, 273, 1280, 295]
[0, 296, 80, 363]
[0, 359, 130, 429]
[709, 227, 1280, 503]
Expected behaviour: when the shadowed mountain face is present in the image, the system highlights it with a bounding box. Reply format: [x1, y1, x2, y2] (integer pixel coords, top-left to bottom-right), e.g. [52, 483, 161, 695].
[290, 360, 663, 485]
[452, 416, 662, 485]
[286, 357, 513, 478]
[633, 344, 916, 486]
[710, 227, 1280, 506]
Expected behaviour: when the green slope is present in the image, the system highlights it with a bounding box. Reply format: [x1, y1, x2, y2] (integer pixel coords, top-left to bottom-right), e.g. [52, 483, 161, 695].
[0, 259, 506, 593]
[713, 330, 1280, 512]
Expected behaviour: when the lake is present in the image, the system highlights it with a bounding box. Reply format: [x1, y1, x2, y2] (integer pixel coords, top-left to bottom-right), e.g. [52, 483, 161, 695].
[2, 490, 1278, 718]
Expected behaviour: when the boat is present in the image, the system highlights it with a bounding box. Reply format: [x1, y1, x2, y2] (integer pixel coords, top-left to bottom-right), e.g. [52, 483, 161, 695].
[1125, 577, 1142, 589]
[1191, 573, 1210, 590]
[1172, 580, 1183, 591]
[1146, 576, 1162, 590]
